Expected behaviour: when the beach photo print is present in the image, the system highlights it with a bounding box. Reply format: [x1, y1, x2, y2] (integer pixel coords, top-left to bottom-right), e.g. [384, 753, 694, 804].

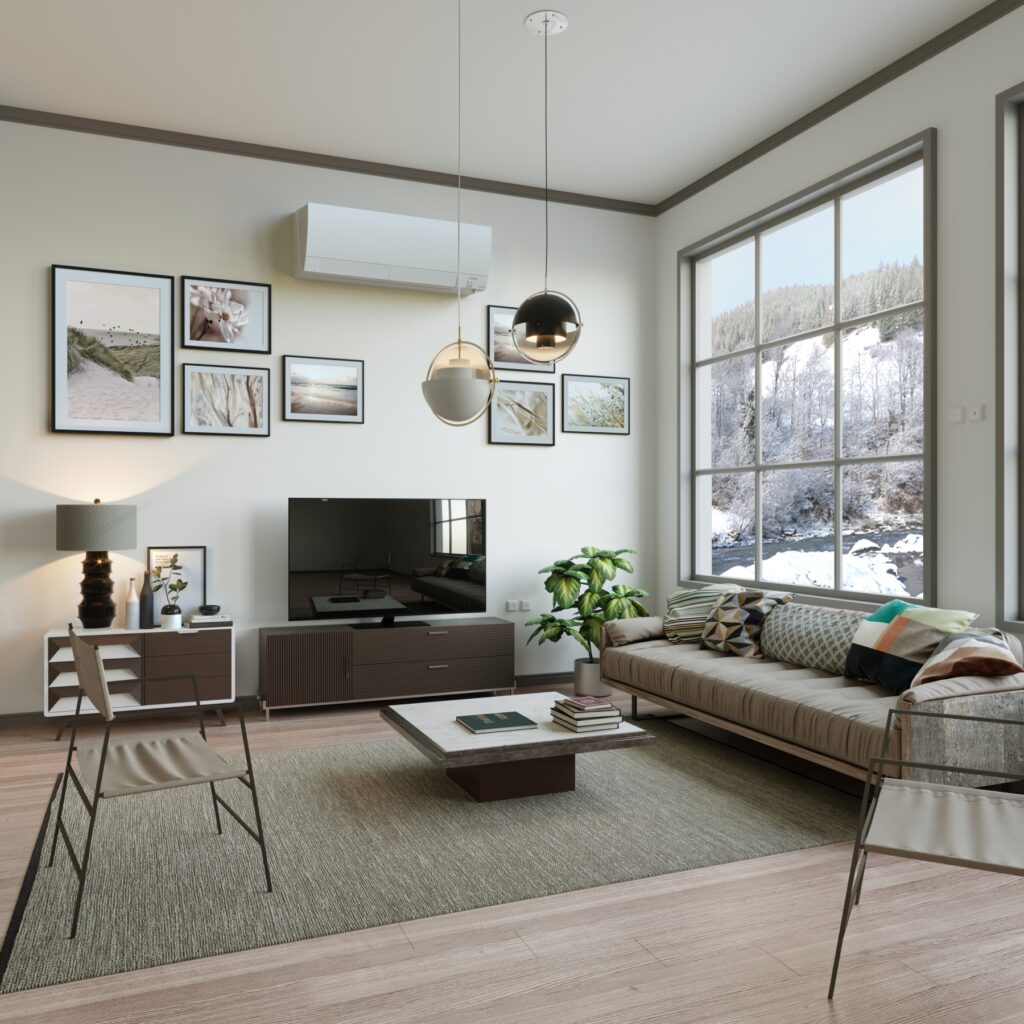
[52, 265, 174, 435]
[283, 355, 364, 423]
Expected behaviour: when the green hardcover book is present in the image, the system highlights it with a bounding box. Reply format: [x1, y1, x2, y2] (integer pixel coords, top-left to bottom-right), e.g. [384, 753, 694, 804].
[456, 711, 538, 734]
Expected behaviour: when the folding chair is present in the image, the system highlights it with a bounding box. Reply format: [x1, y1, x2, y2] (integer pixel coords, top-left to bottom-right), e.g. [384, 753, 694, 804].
[828, 706, 1024, 998]
[49, 625, 273, 939]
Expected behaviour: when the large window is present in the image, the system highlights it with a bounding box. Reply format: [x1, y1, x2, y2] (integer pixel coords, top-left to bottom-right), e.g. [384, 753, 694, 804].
[431, 499, 484, 557]
[692, 161, 928, 601]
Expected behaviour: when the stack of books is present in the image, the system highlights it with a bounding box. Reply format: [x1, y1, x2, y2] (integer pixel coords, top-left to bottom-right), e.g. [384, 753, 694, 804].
[550, 695, 623, 733]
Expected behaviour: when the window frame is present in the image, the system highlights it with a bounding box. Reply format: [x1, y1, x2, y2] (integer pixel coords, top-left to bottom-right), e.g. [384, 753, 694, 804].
[429, 499, 485, 558]
[680, 132, 937, 606]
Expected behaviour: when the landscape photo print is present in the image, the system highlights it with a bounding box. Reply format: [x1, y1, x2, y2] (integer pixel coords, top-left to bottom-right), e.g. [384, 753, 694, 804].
[183, 363, 270, 436]
[52, 265, 174, 435]
[488, 380, 555, 446]
[562, 374, 630, 434]
[487, 305, 554, 373]
[283, 355, 364, 423]
[183, 276, 270, 353]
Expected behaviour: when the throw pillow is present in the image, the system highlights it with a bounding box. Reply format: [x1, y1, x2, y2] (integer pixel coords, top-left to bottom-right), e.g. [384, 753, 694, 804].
[664, 584, 741, 643]
[912, 629, 1024, 687]
[434, 560, 453, 577]
[445, 553, 484, 580]
[844, 599, 978, 693]
[466, 558, 487, 584]
[699, 590, 793, 658]
[760, 603, 867, 675]
[604, 616, 666, 647]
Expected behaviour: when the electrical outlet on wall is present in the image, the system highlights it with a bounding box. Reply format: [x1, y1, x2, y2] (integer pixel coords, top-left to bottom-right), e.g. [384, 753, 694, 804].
[967, 404, 985, 422]
[519, 600, 532, 612]
[505, 599, 518, 612]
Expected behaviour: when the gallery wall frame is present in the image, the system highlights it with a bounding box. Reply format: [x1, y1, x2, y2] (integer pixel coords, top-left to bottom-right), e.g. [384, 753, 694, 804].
[561, 373, 630, 435]
[487, 379, 556, 447]
[487, 305, 554, 374]
[182, 276, 271, 354]
[283, 355, 364, 423]
[182, 362, 271, 437]
[52, 264, 174, 436]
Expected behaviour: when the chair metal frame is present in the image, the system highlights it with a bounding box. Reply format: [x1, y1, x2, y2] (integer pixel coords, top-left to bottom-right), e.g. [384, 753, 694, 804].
[49, 631, 272, 940]
[828, 706, 1024, 999]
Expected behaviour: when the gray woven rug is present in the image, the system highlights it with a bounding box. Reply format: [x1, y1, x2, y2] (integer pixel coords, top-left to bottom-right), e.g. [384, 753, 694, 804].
[0, 722, 857, 992]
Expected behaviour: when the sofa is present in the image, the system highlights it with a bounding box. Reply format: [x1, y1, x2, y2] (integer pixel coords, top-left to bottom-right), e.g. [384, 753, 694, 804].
[410, 560, 486, 612]
[600, 603, 1024, 778]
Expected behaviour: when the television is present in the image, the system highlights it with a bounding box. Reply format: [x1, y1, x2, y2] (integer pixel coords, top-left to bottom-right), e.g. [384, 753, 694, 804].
[288, 498, 486, 622]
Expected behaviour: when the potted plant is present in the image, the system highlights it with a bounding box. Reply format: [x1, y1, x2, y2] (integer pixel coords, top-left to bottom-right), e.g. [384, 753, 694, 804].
[526, 546, 648, 696]
[152, 554, 189, 630]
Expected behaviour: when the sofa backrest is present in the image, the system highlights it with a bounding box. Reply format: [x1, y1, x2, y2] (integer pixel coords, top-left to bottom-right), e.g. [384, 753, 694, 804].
[760, 603, 868, 676]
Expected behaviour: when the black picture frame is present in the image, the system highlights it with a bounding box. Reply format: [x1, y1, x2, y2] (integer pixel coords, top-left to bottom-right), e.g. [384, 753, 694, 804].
[182, 362, 271, 437]
[52, 264, 175, 436]
[487, 379, 556, 447]
[147, 545, 207, 619]
[487, 304, 555, 374]
[282, 354, 365, 423]
[181, 275, 272, 354]
[561, 373, 631, 435]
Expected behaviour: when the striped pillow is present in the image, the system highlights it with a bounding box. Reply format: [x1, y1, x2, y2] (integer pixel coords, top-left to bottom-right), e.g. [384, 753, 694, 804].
[664, 584, 741, 643]
[912, 630, 1024, 687]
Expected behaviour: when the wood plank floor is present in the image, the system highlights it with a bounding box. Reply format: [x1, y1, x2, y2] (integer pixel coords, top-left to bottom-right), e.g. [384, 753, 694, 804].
[2, 687, 1023, 1022]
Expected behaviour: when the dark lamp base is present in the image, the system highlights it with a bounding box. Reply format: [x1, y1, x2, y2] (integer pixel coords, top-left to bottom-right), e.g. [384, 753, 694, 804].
[77, 550, 115, 629]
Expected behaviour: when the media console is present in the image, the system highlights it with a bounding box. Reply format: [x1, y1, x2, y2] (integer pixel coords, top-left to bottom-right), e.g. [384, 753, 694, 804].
[258, 617, 514, 717]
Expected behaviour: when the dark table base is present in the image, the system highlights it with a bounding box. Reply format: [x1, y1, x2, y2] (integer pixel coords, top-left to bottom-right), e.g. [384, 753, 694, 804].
[446, 753, 575, 801]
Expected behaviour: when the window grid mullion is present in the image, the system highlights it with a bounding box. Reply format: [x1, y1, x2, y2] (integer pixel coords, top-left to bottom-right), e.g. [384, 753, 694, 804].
[695, 452, 925, 477]
[754, 232, 763, 580]
[834, 196, 843, 592]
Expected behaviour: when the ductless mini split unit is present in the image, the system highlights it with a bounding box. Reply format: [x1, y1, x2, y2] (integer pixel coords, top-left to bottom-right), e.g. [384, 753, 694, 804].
[293, 203, 491, 295]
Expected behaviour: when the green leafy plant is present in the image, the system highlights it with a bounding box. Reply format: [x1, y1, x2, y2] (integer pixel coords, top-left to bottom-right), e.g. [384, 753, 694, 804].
[526, 547, 648, 663]
[152, 554, 189, 612]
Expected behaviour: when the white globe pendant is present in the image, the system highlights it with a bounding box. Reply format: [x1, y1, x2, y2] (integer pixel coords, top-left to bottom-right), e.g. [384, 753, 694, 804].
[422, 339, 497, 426]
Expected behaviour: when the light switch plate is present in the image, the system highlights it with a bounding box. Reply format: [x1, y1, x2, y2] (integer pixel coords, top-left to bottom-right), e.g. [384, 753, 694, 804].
[949, 407, 964, 424]
[505, 599, 518, 612]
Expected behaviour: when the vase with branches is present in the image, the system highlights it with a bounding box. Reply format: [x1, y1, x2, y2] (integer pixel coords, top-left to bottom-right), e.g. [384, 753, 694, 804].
[526, 546, 648, 695]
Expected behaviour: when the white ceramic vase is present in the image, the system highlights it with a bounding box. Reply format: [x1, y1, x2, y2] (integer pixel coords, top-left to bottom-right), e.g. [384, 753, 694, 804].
[124, 577, 140, 630]
[574, 657, 612, 697]
[160, 608, 182, 630]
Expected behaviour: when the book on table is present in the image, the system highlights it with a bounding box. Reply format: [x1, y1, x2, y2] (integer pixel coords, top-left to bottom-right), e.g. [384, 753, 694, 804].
[560, 696, 616, 712]
[552, 699, 622, 721]
[455, 711, 538, 734]
[550, 710, 621, 732]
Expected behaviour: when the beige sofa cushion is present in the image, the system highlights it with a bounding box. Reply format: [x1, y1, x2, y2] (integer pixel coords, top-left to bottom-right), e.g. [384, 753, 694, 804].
[603, 640, 897, 768]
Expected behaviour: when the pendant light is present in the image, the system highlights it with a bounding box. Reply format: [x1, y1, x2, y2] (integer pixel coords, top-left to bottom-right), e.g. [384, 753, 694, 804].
[511, 10, 582, 365]
[421, 0, 498, 426]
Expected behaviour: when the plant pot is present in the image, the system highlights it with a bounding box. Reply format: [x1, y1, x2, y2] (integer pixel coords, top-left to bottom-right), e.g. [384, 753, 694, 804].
[574, 657, 611, 697]
[160, 607, 182, 630]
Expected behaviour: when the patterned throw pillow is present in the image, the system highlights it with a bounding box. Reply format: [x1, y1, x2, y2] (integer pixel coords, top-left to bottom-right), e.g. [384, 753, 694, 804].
[447, 553, 484, 580]
[844, 599, 978, 693]
[912, 629, 1024, 687]
[760, 603, 867, 674]
[664, 584, 741, 643]
[434, 560, 453, 577]
[700, 590, 793, 658]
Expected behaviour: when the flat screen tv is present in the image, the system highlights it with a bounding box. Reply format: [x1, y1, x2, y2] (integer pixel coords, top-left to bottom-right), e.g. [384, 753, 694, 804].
[288, 498, 486, 622]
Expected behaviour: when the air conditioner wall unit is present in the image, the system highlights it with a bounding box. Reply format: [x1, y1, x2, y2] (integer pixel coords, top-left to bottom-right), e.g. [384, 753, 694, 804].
[293, 203, 491, 295]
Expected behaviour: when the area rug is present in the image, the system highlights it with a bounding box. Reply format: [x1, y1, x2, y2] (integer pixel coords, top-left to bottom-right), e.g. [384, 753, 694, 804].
[0, 722, 857, 992]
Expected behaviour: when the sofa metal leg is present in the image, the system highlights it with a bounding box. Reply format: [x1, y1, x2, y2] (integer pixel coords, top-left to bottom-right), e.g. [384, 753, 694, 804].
[631, 695, 638, 721]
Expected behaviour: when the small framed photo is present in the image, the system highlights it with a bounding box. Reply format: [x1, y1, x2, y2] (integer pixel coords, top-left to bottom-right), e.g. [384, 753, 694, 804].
[182, 363, 270, 437]
[488, 380, 555, 446]
[487, 305, 554, 373]
[283, 355, 364, 423]
[182, 276, 271, 353]
[52, 265, 174, 436]
[148, 546, 207, 619]
[562, 374, 630, 435]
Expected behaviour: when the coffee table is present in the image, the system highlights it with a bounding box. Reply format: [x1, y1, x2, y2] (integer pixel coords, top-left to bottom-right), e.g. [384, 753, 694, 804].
[381, 691, 654, 801]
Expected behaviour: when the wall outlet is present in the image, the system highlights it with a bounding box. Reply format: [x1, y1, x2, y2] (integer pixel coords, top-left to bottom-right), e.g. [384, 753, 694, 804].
[505, 599, 518, 613]
[967, 404, 985, 422]
[519, 599, 532, 612]
[949, 407, 964, 424]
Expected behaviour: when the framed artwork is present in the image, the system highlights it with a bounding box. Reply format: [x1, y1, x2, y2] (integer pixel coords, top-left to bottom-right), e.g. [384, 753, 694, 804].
[562, 374, 631, 435]
[182, 276, 271, 353]
[487, 304, 554, 373]
[488, 380, 556, 446]
[148, 546, 207, 620]
[52, 265, 174, 436]
[283, 355, 364, 423]
[182, 363, 270, 437]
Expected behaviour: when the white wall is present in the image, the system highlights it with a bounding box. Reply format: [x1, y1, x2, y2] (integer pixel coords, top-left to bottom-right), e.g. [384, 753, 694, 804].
[654, 9, 1024, 622]
[0, 121, 655, 715]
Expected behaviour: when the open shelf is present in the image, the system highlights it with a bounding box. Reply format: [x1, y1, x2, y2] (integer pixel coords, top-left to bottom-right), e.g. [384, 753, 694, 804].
[49, 643, 141, 664]
[49, 668, 140, 689]
[48, 692, 143, 717]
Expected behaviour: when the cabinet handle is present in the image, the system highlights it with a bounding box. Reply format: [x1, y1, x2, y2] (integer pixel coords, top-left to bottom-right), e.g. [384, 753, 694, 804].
[427, 664, 449, 670]
[427, 630, 449, 635]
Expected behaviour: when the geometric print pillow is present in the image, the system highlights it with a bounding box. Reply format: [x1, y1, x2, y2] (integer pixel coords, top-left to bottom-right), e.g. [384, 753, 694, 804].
[911, 629, 1024, 687]
[844, 599, 978, 693]
[664, 583, 741, 643]
[760, 603, 867, 675]
[700, 589, 793, 658]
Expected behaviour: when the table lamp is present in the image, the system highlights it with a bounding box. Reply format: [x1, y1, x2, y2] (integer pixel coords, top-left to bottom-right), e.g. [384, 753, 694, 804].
[55, 499, 137, 628]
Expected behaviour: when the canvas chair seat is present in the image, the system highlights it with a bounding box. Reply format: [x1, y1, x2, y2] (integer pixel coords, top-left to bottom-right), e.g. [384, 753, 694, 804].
[78, 732, 247, 799]
[864, 778, 1024, 875]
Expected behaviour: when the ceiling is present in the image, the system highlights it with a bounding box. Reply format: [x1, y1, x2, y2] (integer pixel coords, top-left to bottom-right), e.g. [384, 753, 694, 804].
[0, 0, 1000, 205]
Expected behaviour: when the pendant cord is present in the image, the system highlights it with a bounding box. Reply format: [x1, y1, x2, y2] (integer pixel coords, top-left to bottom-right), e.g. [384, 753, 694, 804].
[456, 0, 463, 353]
[543, 13, 549, 293]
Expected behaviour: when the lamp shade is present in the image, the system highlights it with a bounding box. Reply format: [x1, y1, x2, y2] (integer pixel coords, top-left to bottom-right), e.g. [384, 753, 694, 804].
[56, 502, 137, 552]
[421, 340, 497, 426]
[511, 290, 582, 364]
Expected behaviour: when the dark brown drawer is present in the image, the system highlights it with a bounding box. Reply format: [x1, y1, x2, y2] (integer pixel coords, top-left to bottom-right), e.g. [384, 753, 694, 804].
[352, 654, 514, 699]
[144, 630, 230, 657]
[146, 653, 231, 680]
[145, 675, 231, 705]
[351, 623, 512, 666]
